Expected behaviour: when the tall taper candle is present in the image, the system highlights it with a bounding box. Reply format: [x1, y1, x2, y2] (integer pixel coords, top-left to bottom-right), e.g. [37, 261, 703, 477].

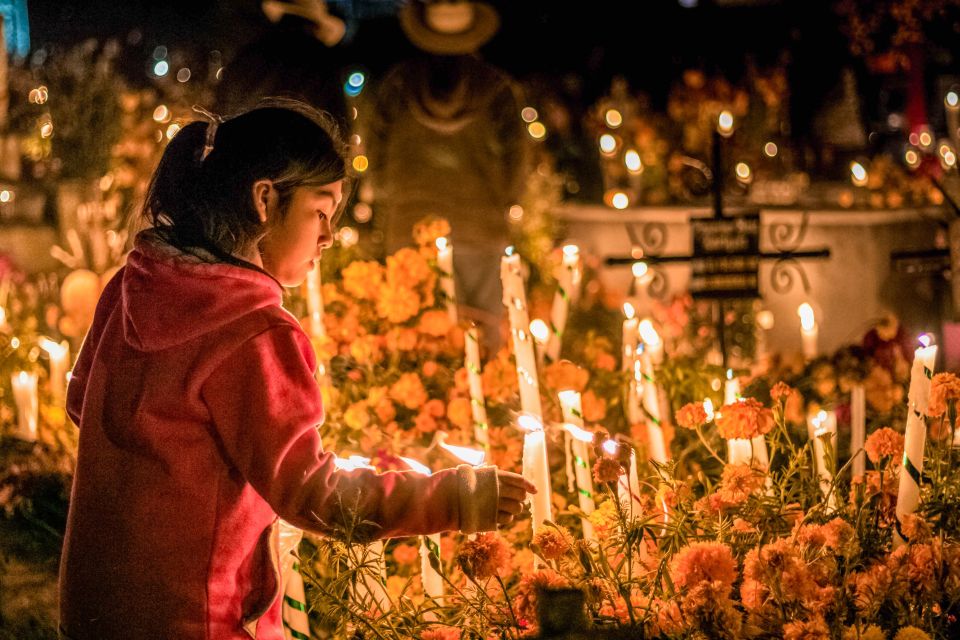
[399, 457, 444, 604]
[895, 337, 937, 546]
[558, 391, 596, 541]
[40, 338, 70, 405]
[501, 251, 543, 419]
[464, 326, 490, 450]
[545, 245, 580, 362]
[808, 409, 838, 508]
[851, 384, 866, 478]
[798, 303, 818, 361]
[11, 371, 38, 441]
[638, 320, 668, 464]
[436, 237, 458, 324]
[519, 415, 553, 534]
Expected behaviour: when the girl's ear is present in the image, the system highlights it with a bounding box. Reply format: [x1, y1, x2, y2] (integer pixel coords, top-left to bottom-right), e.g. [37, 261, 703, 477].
[251, 179, 275, 223]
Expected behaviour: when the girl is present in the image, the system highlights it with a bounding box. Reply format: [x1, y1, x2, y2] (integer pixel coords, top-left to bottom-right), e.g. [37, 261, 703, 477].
[59, 100, 533, 639]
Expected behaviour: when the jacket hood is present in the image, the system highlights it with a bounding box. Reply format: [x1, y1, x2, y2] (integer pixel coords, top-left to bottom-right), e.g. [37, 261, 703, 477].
[121, 230, 283, 352]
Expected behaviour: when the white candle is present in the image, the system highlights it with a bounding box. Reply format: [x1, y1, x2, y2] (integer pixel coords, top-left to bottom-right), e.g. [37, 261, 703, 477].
[895, 337, 937, 546]
[631, 261, 652, 318]
[518, 415, 553, 534]
[798, 303, 818, 361]
[808, 409, 838, 508]
[40, 337, 70, 405]
[946, 92, 959, 153]
[850, 384, 866, 478]
[500, 251, 543, 419]
[621, 303, 638, 372]
[724, 370, 751, 465]
[11, 370, 38, 441]
[464, 326, 490, 450]
[305, 260, 325, 340]
[545, 245, 580, 362]
[638, 319, 668, 464]
[529, 319, 550, 368]
[400, 457, 444, 604]
[436, 237, 457, 324]
[558, 391, 596, 541]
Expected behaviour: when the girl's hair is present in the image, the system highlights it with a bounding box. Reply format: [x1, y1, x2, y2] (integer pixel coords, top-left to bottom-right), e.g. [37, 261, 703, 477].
[143, 98, 350, 257]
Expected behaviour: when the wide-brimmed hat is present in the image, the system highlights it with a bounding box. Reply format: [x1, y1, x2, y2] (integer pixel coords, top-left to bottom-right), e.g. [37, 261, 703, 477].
[399, 1, 500, 55]
[262, 0, 346, 46]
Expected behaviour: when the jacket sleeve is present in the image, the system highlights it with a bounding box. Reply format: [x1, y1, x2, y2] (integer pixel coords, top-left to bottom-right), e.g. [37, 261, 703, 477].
[201, 323, 499, 540]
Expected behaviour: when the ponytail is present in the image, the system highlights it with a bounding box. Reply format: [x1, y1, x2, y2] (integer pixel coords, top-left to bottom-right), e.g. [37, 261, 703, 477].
[141, 99, 350, 258]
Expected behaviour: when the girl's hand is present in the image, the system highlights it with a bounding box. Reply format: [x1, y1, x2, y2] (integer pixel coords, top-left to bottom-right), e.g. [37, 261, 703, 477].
[495, 470, 537, 526]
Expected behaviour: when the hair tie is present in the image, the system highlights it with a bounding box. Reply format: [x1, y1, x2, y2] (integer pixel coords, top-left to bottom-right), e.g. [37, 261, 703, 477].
[192, 105, 223, 162]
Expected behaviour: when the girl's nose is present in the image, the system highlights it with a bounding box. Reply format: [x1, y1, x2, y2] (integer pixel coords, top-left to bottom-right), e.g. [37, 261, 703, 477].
[318, 218, 334, 249]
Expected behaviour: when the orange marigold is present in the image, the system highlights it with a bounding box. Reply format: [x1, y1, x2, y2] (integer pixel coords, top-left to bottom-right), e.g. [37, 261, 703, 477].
[412, 217, 452, 248]
[446, 397, 473, 430]
[784, 616, 831, 640]
[771, 381, 794, 403]
[718, 463, 765, 505]
[715, 398, 774, 440]
[421, 628, 460, 640]
[864, 427, 905, 464]
[418, 309, 451, 338]
[582, 390, 607, 422]
[512, 569, 573, 625]
[926, 372, 960, 418]
[456, 532, 511, 581]
[390, 372, 428, 410]
[532, 525, 575, 560]
[482, 349, 519, 403]
[593, 457, 624, 484]
[386, 247, 433, 287]
[543, 359, 589, 393]
[377, 285, 421, 324]
[676, 402, 708, 430]
[392, 543, 420, 566]
[669, 541, 738, 591]
[341, 260, 383, 300]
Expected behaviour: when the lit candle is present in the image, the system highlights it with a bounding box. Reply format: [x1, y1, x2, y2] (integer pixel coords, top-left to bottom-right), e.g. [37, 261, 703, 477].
[621, 303, 639, 372]
[334, 456, 390, 612]
[399, 457, 444, 604]
[529, 318, 550, 368]
[632, 261, 651, 317]
[895, 335, 937, 546]
[638, 319, 668, 464]
[545, 245, 580, 362]
[11, 371, 38, 441]
[558, 391, 596, 541]
[464, 326, 490, 450]
[724, 369, 751, 464]
[435, 237, 457, 324]
[622, 306, 642, 430]
[755, 309, 774, 368]
[850, 384, 866, 478]
[518, 415, 553, 535]
[798, 303, 818, 361]
[40, 337, 70, 405]
[808, 409, 838, 508]
[500, 251, 543, 419]
[305, 260, 325, 340]
[946, 91, 959, 154]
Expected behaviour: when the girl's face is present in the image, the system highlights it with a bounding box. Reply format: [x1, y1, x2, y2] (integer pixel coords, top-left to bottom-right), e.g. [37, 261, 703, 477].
[259, 180, 343, 286]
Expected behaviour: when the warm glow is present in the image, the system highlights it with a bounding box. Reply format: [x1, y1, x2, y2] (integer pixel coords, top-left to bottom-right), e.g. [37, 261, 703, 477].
[905, 149, 920, 168]
[165, 123, 181, 140]
[435, 236, 449, 252]
[624, 149, 642, 172]
[521, 107, 538, 123]
[564, 422, 594, 443]
[798, 303, 816, 331]
[152, 105, 170, 123]
[599, 134, 617, 154]
[757, 309, 775, 330]
[338, 226, 358, 247]
[10, 336, 20, 349]
[622, 302, 636, 320]
[726, 368, 733, 380]
[764, 141, 778, 157]
[39, 338, 67, 359]
[399, 457, 432, 476]
[632, 261, 648, 279]
[638, 319, 661, 346]
[703, 398, 715, 422]
[717, 110, 734, 136]
[529, 319, 549, 345]
[518, 414, 544, 433]
[605, 109, 623, 128]
[919, 130, 933, 148]
[505, 245, 515, 257]
[947, 91, 959, 108]
[40, 120, 53, 138]
[0, 190, 11, 203]
[153, 60, 169, 77]
[439, 437, 486, 466]
[352, 155, 369, 172]
[601, 439, 619, 456]
[558, 389, 581, 408]
[944, 151, 957, 168]
[562, 244, 579, 258]
[919, 334, 932, 348]
[16, 371, 29, 385]
[735, 162, 752, 183]
[528, 122, 546, 139]
[850, 162, 868, 187]
[611, 191, 629, 209]
[508, 205, 524, 221]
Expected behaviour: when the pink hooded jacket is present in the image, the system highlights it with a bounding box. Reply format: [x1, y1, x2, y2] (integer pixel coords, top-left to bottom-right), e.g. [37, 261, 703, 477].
[59, 231, 499, 639]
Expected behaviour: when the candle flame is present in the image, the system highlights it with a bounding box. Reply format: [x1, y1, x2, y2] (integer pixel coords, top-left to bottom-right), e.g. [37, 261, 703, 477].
[529, 319, 549, 344]
[850, 162, 868, 187]
[601, 439, 619, 456]
[919, 333, 933, 348]
[562, 244, 579, 258]
[622, 302, 636, 319]
[435, 236, 449, 252]
[811, 410, 828, 430]
[703, 398, 715, 422]
[563, 422, 594, 443]
[438, 440, 486, 466]
[797, 303, 816, 331]
[39, 337, 67, 359]
[517, 414, 543, 433]
[631, 261, 648, 279]
[638, 319, 661, 346]
[504, 245, 515, 257]
[717, 110, 734, 135]
[16, 370, 29, 384]
[399, 456, 432, 476]
[726, 368, 733, 380]
[557, 389, 581, 407]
